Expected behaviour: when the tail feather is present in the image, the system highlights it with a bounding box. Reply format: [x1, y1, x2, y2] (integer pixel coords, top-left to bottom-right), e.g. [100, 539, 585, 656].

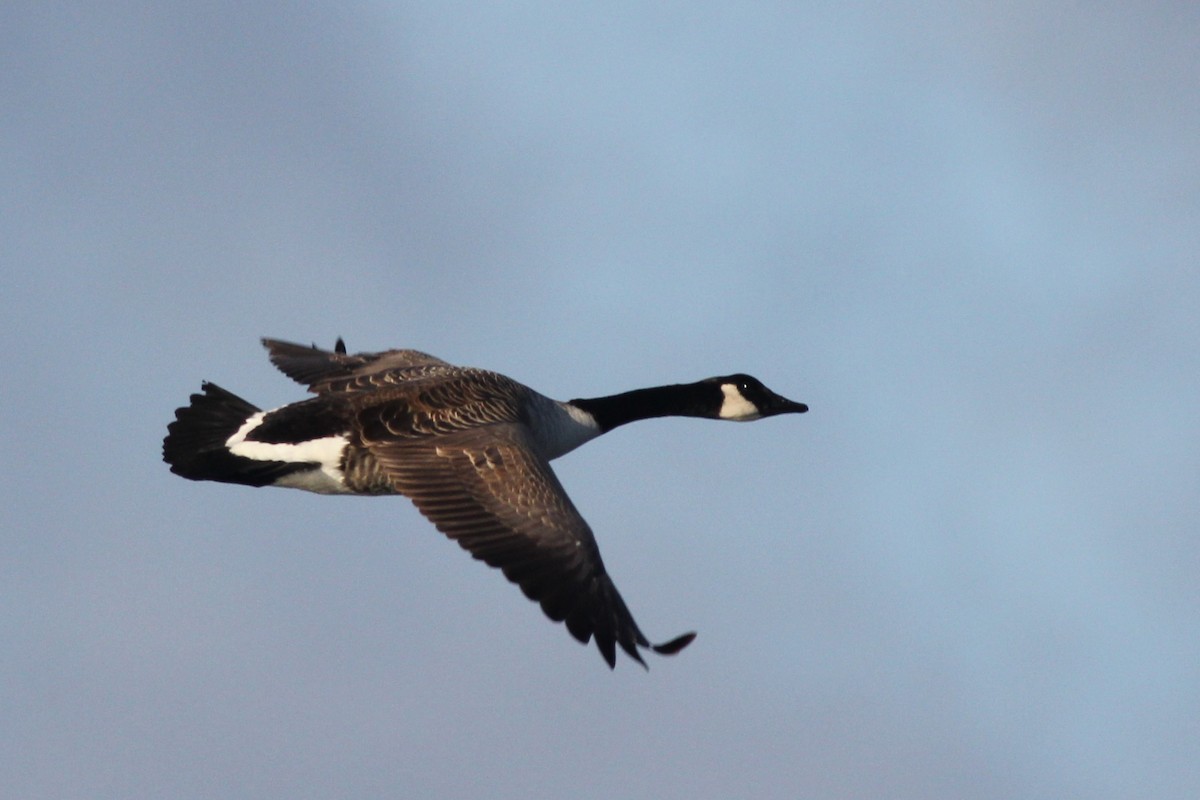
[163, 382, 299, 487]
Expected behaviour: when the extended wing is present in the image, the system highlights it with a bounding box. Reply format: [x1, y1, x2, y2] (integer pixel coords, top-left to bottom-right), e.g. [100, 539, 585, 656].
[360, 420, 693, 667]
[262, 337, 452, 395]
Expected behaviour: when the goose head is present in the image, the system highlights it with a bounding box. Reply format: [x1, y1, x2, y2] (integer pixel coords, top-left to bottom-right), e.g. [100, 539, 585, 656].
[706, 374, 809, 421]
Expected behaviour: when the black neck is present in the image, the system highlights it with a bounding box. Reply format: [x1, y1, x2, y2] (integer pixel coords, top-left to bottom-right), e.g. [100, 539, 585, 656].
[570, 383, 717, 433]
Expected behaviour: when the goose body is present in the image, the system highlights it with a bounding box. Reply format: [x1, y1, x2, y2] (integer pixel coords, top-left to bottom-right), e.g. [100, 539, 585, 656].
[163, 338, 808, 668]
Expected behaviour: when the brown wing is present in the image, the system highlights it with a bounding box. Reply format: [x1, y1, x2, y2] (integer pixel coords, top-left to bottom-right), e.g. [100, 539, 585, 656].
[364, 423, 694, 668]
[262, 337, 452, 394]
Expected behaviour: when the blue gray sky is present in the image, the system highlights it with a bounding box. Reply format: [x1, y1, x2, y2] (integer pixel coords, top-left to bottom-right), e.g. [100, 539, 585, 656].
[4, 3, 1198, 798]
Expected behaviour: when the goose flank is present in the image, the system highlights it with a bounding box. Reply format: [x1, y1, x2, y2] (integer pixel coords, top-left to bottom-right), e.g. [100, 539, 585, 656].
[163, 337, 808, 668]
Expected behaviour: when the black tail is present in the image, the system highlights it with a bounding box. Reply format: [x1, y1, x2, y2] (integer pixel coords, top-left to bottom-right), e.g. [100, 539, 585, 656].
[163, 382, 299, 487]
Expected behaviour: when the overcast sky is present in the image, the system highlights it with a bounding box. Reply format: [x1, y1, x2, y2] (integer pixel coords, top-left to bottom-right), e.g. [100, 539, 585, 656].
[4, 3, 1199, 798]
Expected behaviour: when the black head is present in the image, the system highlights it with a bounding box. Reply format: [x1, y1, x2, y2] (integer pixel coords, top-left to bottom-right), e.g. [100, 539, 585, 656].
[704, 374, 808, 421]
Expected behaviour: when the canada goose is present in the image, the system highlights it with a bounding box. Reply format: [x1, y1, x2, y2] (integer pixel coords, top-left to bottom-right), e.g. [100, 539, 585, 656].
[162, 338, 808, 668]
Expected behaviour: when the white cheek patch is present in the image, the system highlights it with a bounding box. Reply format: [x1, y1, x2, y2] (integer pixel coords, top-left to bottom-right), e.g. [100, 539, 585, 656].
[718, 384, 761, 421]
[226, 410, 350, 485]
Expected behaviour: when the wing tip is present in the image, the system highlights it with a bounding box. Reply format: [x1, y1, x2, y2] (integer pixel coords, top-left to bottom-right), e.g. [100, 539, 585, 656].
[651, 631, 697, 657]
[599, 630, 696, 670]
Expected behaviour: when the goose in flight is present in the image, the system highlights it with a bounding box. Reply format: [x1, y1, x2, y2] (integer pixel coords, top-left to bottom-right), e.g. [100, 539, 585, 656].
[162, 338, 808, 667]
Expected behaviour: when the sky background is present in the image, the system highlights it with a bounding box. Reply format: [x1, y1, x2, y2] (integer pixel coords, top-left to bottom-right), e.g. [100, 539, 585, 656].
[4, 3, 1198, 798]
